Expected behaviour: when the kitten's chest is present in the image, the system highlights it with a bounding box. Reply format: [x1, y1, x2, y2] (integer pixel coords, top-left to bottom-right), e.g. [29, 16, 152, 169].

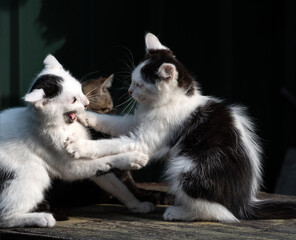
[46, 122, 90, 151]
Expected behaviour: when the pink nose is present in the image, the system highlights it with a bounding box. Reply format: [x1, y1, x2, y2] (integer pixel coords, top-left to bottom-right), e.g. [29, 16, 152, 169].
[128, 90, 133, 95]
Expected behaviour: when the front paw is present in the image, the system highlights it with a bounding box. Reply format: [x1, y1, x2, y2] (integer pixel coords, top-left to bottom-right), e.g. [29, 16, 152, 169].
[76, 111, 90, 127]
[64, 137, 88, 159]
[114, 151, 149, 170]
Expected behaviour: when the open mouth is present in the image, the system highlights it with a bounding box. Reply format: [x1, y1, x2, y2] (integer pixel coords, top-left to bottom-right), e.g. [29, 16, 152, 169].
[64, 111, 77, 124]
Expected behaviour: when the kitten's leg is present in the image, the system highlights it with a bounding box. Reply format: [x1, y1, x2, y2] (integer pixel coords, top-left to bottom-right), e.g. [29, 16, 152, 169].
[64, 136, 144, 159]
[61, 151, 148, 181]
[163, 197, 239, 223]
[92, 173, 155, 213]
[78, 111, 135, 136]
[2, 213, 56, 228]
[164, 156, 239, 222]
[0, 167, 56, 227]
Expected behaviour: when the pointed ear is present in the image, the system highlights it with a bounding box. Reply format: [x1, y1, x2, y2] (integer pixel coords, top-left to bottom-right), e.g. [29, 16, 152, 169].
[43, 54, 63, 70]
[24, 89, 45, 107]
[145, 33, 168, 51]
[158, 63, 177, 81]
[102, 74, 114, 88]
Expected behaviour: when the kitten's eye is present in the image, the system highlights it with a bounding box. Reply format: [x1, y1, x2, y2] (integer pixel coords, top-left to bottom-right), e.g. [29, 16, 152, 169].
[72, 97, 77, 103]
[135, 82, 143, 88]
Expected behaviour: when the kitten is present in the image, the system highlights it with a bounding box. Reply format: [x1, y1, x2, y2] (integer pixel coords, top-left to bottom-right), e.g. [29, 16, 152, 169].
[0, 55, 153, 228]
[65, 33, 296, 222]
[82, 74, 114, 114]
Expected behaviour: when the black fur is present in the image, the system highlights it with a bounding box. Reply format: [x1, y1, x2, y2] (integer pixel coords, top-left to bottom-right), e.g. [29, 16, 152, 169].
[140, 36, 296, 221]
[141, 50, 195, 96]
[171, 100, 254, 219]
[0, 169, 15, 193]
[30, 74, 63, 98]
[253, 200, 296, 219]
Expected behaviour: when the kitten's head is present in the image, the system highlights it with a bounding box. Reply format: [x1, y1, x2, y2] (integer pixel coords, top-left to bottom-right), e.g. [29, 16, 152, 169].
[82, 74, 114, 114]
[130, 33, 196, 105]
[24, 55, 89, 123]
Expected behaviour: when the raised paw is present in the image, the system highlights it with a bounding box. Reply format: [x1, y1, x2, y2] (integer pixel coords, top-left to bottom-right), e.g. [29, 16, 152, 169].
[64, 137, 87, 159]
[76, 111, 90, 127]
[129, 201, 155, 214]
[114, 151, 149, 170]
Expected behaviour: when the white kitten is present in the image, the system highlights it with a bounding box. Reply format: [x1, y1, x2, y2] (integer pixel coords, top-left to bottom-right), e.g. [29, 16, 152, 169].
[0, 55, 153, 228]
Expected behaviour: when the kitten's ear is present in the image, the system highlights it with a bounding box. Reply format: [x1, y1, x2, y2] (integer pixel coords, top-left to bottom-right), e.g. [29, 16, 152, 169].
[24, 89, 46, 107]
[145, 33, 168, 51]
[102, 74, 114, 88]
[158, 63, 177, 81]
[43, 54, 63, 70]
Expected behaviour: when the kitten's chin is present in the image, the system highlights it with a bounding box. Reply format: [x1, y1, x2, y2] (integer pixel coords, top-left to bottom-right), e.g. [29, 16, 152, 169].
[131, 95, 143, 103]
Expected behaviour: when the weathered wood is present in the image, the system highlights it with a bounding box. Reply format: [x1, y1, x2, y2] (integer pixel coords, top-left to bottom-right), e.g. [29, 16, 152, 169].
[0, 187, 296, 240]
[1, 203, 296, 240]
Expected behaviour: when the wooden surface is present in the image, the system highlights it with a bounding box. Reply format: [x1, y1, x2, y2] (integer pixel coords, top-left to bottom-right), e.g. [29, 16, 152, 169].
[1, 188, 296, 240]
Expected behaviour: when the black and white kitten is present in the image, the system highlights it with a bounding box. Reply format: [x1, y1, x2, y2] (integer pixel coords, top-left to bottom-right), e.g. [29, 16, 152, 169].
[0, 55, 153, 228]
[65, 33, 296, 222]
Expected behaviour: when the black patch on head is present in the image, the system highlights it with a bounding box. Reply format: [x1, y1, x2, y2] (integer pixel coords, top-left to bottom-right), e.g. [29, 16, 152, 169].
[170, 100, 256, 219]
[141, 50, 195, 96]
[30, 74, 63, 98]
[0, 169, 15, 193]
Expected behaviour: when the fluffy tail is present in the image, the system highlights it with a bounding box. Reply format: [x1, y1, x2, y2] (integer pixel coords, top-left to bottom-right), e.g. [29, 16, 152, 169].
[252, 199, 296, 219]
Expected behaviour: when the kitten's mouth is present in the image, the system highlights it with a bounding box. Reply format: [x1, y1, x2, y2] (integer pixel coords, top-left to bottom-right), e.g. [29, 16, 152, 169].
[64, 111, 77, 124]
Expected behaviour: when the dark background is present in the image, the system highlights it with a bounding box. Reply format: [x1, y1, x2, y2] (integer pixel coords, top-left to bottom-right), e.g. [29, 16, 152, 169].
[1, 0, 296, 194]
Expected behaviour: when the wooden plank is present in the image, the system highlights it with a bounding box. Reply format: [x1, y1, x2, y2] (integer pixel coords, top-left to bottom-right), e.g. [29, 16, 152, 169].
[1, 184, 296, 240]
[0, 202, 296, 240]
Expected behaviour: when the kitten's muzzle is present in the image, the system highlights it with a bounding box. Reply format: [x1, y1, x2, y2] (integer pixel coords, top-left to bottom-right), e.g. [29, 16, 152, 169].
[64, 111, 77, 124]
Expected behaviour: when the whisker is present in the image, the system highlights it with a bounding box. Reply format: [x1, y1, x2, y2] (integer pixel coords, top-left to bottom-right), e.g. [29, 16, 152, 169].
[84, 87, 97, 97]
[126, 99, 136, 115]
[80, 70, 101, 82]
[115, 97, 133, 108]
[120, 97, 136, 115]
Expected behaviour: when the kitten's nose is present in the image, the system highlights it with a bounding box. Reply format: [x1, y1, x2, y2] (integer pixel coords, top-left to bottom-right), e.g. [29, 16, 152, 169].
[128, 90, 133, 95]
[84, 99, 90, 108]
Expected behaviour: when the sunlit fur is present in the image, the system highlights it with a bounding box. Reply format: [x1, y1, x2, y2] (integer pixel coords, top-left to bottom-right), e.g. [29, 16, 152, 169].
[0, 55, 152, 228]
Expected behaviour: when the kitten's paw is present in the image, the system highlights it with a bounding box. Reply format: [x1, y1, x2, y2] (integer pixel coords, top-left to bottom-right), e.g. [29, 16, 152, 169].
[163, 206, 193, 221]
[76, 111, 90, 127]
[129, 201, 155, 213]
[32, 213, 56, 227]
[114, 151, 149, 170]
[64, 137, 88, 159]
[39, 213, 56, 227]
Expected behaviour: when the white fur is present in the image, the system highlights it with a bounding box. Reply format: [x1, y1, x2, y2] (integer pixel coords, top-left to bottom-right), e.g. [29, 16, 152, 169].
[164, 194, 238, 223]
[0, 55, 152, 228]
[231, 106, 262, 201]
[145, 33, 168, 51]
